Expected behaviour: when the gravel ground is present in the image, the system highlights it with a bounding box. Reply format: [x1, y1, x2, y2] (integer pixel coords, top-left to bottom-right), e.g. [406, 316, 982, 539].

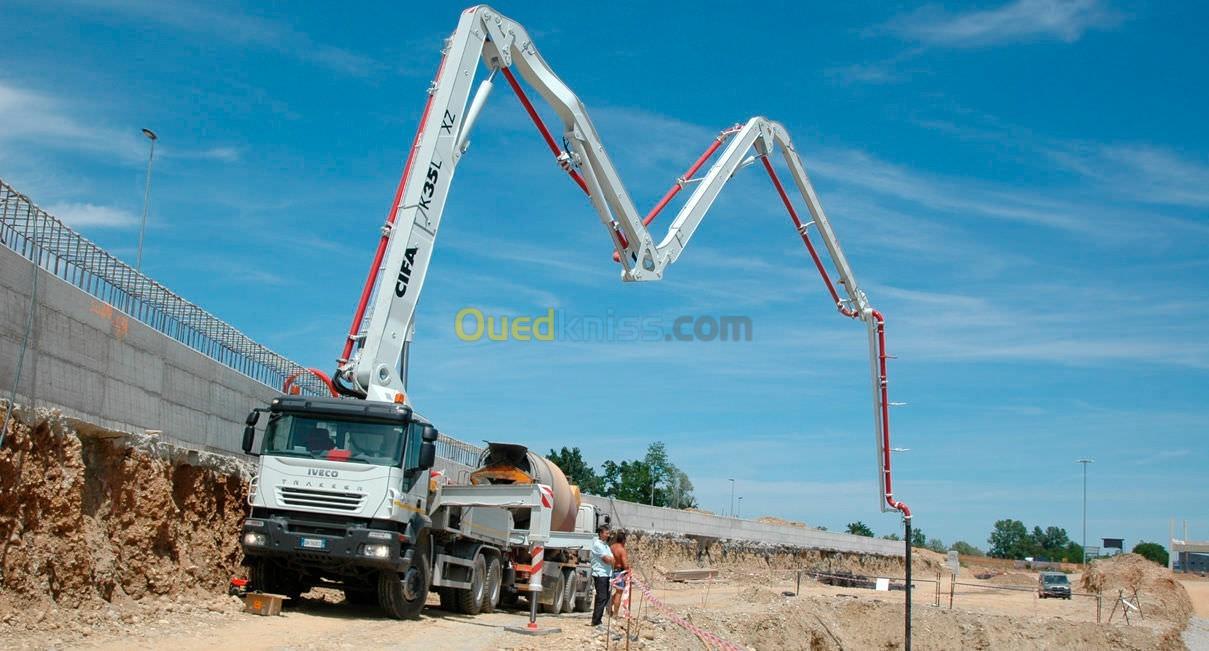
[1185, 617, 1209, 650]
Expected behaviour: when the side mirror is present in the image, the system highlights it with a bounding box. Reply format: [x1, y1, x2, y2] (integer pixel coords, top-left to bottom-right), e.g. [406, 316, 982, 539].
[421, 425, 439, 443]
[418, 442, 436, 470]
[242, 409, 261, 456]
[242, 425, 257, 455]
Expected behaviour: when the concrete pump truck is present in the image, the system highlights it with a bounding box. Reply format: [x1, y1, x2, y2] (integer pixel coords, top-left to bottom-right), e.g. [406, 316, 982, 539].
[238, 4, 910, 621]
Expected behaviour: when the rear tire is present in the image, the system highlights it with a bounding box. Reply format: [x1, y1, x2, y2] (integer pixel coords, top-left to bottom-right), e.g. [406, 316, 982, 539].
[481, 556, 502, 613]
[378, 554, 430, 620]
[561, 570, 576, 614]
[573, 576, 591, 613]
[540, 572, 565, 614]
[455, 554, 487, 616]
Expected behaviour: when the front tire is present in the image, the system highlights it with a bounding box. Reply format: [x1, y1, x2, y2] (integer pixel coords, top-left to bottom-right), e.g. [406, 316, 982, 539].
[250, 559, 303, 600]
[379, 555, 430, 620]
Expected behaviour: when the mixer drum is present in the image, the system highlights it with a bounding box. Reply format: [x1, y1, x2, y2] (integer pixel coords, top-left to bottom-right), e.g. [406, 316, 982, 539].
[470, 442, 580, 532]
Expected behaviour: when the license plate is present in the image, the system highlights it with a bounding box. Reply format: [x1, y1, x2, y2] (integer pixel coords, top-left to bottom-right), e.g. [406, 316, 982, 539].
[299, 537, 327, 550]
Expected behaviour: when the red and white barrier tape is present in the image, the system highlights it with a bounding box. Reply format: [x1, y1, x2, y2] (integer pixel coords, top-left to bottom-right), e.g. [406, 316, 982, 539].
[628, 574, 744, 651]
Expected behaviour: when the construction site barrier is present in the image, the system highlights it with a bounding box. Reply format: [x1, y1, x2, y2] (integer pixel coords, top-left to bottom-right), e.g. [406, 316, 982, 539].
[628, 574, 744, 651]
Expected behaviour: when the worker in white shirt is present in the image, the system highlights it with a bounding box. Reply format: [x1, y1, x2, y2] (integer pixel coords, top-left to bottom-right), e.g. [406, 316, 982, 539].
[589, 524, 614, 627]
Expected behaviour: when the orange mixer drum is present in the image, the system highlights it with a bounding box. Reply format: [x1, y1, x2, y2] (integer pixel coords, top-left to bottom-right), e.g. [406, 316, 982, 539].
[469, 442, 581, 532]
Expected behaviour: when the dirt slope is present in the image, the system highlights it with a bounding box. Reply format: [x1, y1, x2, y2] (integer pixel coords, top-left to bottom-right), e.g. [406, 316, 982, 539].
[1082, 553, 1193, 629]
[0, 407, 249, 632]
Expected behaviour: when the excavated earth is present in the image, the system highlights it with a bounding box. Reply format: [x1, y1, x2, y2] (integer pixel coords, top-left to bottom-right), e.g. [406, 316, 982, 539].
[0, 406, 251, 640]
[0, 406, 1195, 650]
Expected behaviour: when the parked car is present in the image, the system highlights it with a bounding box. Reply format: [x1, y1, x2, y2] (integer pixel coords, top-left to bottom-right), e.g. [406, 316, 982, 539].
[1038, 571, 1072, 599]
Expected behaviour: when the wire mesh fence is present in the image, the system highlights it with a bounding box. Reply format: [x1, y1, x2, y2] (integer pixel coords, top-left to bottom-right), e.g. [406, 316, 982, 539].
[0, 177, 486, 460]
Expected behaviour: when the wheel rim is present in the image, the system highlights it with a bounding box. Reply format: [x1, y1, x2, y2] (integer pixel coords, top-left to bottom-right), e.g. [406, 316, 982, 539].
[489, 565, 501, 604]
[472, 561, 485, 602]
[402, 566, 422, 602]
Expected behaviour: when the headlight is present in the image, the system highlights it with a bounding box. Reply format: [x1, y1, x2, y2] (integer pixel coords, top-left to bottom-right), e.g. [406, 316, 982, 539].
[244, 519, 265, 528]
[363, 544, 391, 559]
[243, 532, 267, 546]
[367, 530, 393, 540]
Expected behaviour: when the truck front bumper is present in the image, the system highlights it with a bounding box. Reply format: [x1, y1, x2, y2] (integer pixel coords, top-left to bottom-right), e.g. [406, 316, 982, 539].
[240, 516, 413, 573]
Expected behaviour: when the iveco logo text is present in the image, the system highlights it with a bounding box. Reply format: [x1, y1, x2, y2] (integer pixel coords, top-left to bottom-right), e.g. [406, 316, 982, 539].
[307, 468, 339, 478]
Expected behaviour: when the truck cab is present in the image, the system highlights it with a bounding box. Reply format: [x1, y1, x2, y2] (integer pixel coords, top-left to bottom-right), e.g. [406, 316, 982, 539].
[239, 396, 437, 618]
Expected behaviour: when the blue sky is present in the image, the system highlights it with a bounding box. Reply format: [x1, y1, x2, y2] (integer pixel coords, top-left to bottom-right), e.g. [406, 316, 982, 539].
[2, 0, 1206, 551]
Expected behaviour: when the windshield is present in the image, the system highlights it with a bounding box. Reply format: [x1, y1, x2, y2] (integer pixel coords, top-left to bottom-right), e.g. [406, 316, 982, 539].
[262, 414, 407, 466]
[1043, 574, 1069, 585]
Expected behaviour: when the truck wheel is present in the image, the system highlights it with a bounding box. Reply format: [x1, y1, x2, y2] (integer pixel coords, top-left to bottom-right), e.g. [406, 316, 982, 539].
[540, 573, 565, 614]
[573, 582, 591, 613]
[560, 569, 575, 613]
[378, 554, 430, 620]
[455, 554, 487, 616]
[250, 559, 302, 600]
[481, 556, 502, 613]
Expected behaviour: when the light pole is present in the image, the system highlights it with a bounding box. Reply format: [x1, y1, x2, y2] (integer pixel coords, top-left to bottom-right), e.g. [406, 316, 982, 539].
[137, 128, 158, 273]
[1077, 459, 1094, 564]
[728, 478, 735, 517]
[737, 496, 743, 518]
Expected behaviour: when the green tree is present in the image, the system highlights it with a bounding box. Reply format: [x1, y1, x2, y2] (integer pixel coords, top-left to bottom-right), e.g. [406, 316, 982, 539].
[926, 537, 947, 553]
[1030, 526, 1071, 560]
[1133, 541, 1169, 566]
[846, 521, 874, 537]
[546, 447, 604, 495]
[882, 533, 901, 541]
[910, 527, 927, 548]
[1061, 541, 1085, 563]
[951, 540, 984, 557]
[600, 442, 697, 508]
[601, 459, 653, 503]
[988, 519, 1031, 558]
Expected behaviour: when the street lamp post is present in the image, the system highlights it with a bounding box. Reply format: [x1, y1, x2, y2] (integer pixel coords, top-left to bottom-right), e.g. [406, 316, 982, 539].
[137, 128, 158, 273]
[728, 478, 735, 517]
[737, 496, 743, 518]
[1077, 459, 1094, 564]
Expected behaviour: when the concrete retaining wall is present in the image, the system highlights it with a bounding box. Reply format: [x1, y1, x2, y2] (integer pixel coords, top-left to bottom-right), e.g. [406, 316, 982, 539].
[0, 242, 277, 453]
[583, 495, 903, 556]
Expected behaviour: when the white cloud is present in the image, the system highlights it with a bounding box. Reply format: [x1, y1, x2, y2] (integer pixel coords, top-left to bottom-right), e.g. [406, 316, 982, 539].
[44, 202, 137, 228]
[1050, 144, 1209, 208]
[888, 0, 1119, 48]
[0, 80, 145, 162]
[58, 0, 378, 76]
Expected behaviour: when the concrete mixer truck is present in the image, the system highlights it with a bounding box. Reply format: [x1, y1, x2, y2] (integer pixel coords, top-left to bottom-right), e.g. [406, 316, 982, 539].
[239, 395, 606, 619]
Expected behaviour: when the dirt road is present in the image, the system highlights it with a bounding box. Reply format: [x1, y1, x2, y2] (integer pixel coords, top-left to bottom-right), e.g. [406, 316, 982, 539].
[1181, 579, 1209, 618]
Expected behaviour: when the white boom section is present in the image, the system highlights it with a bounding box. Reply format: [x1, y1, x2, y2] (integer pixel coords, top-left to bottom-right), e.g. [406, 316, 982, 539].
[345, 5, 900, 513]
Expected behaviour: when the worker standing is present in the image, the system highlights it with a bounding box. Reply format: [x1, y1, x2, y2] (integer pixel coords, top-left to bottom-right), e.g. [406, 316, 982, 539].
[589, 524, 614, 628]
[609, 531, 629, 617]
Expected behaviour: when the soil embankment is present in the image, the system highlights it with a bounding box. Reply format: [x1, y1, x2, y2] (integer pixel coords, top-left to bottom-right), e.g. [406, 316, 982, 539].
[0, 406, 249, 637]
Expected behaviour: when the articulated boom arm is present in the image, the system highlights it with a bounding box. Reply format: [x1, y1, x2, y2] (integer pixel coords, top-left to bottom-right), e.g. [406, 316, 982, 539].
[333, 5, 909, 517]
